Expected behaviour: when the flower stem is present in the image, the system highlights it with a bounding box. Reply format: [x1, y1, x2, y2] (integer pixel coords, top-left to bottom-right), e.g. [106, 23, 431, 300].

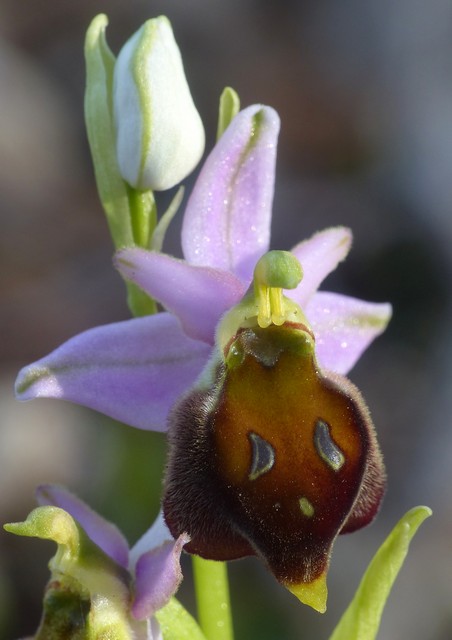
[125, 185, 158, 316]
[127, 186, 157, 248]
[192, 556, 234, 640]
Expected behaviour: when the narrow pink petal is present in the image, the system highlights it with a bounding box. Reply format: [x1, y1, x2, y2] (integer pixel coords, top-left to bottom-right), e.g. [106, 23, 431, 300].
[290, 227, 352, 305]
[182, 105, 280, 282]
[129, 511, 173, 570]
[36, 484, 130, 568]
[305, 291, 392, 374]
[115, 249, 245, 344]
[132, 532, 190, 620]
[15, 313, 211, 431]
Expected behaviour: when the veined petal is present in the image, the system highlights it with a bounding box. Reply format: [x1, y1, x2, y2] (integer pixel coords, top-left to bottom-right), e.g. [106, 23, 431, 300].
[182, 105, 280, 281]
[116, 249, 245, 344]
[132, 532, 190, 620]
[290, 228, 352, 305]
[36, 484, 130, 569]
[15, 313, 211, 431]
[306, 292, 392, 374]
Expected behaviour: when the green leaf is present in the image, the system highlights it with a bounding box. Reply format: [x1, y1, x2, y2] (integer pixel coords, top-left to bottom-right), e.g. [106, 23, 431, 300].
[216, 87, 240, 140]
[84, 14, 134, 249]
[329, 506, 432, 640]
[156, 598, 208, 640]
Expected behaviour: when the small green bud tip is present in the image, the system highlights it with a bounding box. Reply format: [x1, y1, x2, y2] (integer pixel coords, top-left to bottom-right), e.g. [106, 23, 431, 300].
[253, 251, 303, 329]
[217, 86, 240, 140]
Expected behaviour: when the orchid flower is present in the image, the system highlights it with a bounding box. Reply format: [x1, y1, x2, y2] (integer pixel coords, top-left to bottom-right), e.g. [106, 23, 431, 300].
[15, 105, 390, 432]
[15, 104, 392, 612]
[4, 484, 204, 640]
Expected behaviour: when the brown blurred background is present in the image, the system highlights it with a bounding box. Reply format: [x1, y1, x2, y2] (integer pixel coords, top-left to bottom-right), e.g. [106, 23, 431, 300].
[1, 1, 451, 638]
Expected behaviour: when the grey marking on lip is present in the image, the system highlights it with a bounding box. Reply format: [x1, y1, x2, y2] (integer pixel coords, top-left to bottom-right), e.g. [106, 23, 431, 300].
[314, 419, 345, 471]
[248, 432, 275, 480]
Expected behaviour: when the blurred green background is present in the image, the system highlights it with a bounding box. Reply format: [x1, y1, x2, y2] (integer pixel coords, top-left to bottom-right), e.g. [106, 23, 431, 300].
[1, 1, 451, 638]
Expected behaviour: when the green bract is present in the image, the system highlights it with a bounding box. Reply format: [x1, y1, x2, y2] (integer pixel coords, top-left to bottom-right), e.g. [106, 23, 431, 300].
[84, 14, 134, 250]
[329, 506, 432, 640]
[216, 87, 240, 140]
[156, 598, 209, 640]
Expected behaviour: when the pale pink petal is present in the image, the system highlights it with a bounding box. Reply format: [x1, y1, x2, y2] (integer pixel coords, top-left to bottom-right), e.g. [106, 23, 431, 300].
[132, 533, 190, 620]
[129, 511, 173, 570]
[182, 105, 279, 281]
[290, 227, 352, 305]
[306, 291, 392, 374]
[115, 249, 245, 344]
[15, 313, 210, 431]
[36, 484, 130, 568]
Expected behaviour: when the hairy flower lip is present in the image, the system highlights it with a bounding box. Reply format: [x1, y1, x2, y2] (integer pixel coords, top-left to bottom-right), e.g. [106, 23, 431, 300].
[162, 310, 386, 612]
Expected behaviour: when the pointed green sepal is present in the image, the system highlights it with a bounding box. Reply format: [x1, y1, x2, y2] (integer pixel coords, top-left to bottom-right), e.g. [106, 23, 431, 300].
[84, 14, 134, 249]
[329, 506, 432, 640]
[216, 87, 240, 140]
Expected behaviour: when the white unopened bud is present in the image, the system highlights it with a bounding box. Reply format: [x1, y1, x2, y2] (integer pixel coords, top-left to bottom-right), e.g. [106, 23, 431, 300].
[114, 16, 205, 191]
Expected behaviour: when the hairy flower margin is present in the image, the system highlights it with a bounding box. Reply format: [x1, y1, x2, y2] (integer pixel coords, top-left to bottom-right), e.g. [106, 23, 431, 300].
[15, 103, 393, 612]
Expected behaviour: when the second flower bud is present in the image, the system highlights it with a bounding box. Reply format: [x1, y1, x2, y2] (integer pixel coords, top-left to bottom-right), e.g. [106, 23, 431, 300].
[114, 16, 205, 191]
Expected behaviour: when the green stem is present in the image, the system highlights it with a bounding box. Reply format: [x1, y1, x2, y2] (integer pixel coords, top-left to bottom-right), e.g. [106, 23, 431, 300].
[127, 186, 157, 248]
[192, 557, 234, 640]
[126, 281, 157, 317]
[125, 186, 158, 316]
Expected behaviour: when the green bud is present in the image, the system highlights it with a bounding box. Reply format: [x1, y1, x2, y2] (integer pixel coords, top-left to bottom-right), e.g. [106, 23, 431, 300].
[114, 16, 205, 191]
